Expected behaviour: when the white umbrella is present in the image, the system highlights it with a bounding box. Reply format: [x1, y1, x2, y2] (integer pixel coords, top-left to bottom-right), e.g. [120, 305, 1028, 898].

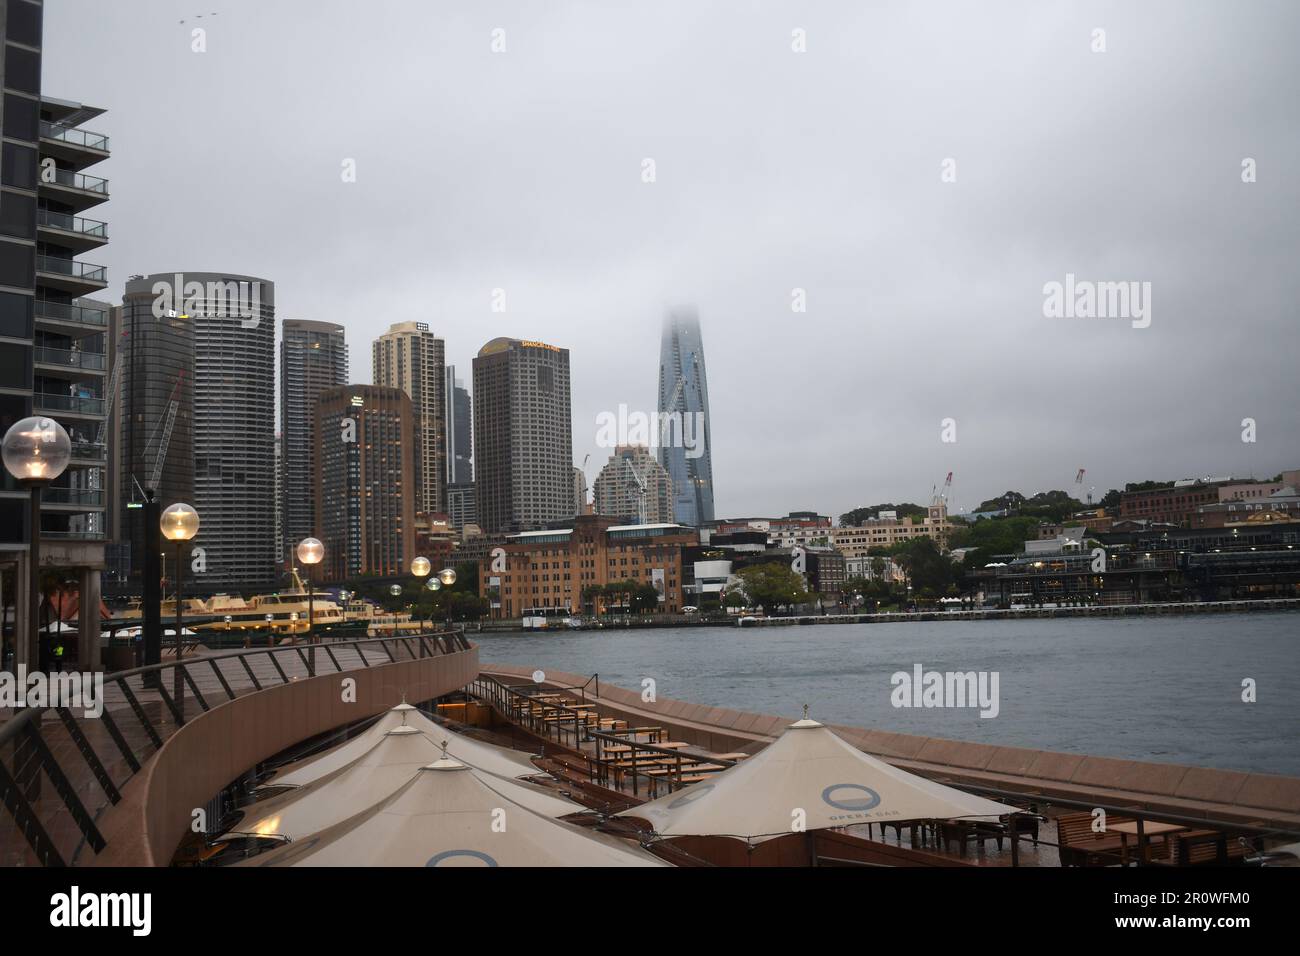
[225, 726, 579, 842]
[242, 758, 668, 867]
[267, 702, 538, 788]
[617, 716, 1012, 841]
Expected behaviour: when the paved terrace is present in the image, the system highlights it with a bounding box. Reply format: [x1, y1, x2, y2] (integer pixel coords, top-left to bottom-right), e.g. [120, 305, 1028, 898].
[481, 665, 1300, 836]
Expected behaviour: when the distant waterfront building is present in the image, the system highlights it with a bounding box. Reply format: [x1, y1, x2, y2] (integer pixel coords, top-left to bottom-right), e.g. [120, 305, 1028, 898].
[472, 337, 573, 533]
[373, 322, 445, 514]
[1119, 478, 1237, 528]
[280, 320, 347, 564]
[120, 272, 276, 593]
[831, 503, 952, 557]
[445, 366, 472, 485]
[481, 515, 695, 617]
[657, 308, 714, 527]
[314, 384, 415, 579]
[446, 482, 477, 531]
[593, 445, 674, 524]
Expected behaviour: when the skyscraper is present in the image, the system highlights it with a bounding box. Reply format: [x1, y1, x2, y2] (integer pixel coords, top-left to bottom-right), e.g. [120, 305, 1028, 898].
[372, 322, 445, 515]
[593, 445, 675, 524]
[445, 366, 472, 485]
[472, 337, 572, 533]
[657, 308, 715, 526]
[315, 384, 415, 579]
[0, 0, 113, 661]
[119, 272, 276, 593]
[280, 319, 346, 563]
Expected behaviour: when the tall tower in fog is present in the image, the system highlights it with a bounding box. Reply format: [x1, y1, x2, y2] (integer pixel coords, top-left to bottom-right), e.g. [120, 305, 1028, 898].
[656, 308, 714, 526]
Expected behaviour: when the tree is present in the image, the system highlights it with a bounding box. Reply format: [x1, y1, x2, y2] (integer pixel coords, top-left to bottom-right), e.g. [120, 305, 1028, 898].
[734, 563, 810, 612]
[630, 583, 660, 613]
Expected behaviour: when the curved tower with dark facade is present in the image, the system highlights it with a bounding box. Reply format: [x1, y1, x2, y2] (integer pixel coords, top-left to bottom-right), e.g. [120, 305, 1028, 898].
[656, 308, 714, 527]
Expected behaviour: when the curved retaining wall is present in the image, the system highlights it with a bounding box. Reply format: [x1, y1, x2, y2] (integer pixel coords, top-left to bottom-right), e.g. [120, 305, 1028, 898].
[92, 646, 479, 866]
[482, 665, 1300, 833]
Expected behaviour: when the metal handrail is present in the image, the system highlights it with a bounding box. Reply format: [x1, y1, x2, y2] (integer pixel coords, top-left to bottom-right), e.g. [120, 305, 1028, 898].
[0, 628, 472, 867]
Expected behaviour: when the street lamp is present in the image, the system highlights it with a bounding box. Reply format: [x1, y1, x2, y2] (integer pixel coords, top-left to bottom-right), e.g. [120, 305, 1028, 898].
[297, 537, 324, 673]
[438, 567, 456, 586]
[411, 556, 431, 579]
[160, 502, 199, 718]
[2, 417, 71, 668]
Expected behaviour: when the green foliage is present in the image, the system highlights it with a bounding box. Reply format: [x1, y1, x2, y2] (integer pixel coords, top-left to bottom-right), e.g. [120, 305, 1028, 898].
[838, 502, 928, 526]
[947, 516, 1041, 569]
[734, 563, 810, 611]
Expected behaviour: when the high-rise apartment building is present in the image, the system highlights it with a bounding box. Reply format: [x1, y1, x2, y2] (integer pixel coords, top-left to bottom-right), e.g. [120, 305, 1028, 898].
[446, 482, 477, 531]
[280, 319, 346, 563]
[314, 384, 415, 579]
[0, 0, 113, 661]
[593, 445, 674, 524]
[445, 365, 472, 485]
[657, 308, 715, 526]
[119, 272, 276, 593]
[373, 321, 444, 514]
[472, 336, 572, 534]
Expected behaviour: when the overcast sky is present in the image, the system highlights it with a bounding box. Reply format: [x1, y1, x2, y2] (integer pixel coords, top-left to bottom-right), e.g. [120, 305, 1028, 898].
[44, 0, 1299, 519]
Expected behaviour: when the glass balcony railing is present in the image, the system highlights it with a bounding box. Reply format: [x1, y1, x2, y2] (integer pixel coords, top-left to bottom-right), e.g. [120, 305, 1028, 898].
[42, 488, 105, 507]
[40, 121, 110, 152]
[34, 392, 104, 415]
[37, 209, 108, 239]
[45, 166, 109, 194]
[34, 345, 107, 370]
[36, 255, 107, 284]
[35, 300, 109, 326]
[70, 440, 107, 461]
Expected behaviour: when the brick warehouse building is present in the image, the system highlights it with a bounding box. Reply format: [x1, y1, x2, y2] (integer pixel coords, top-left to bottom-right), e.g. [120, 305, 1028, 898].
[480, 514, 697, 618]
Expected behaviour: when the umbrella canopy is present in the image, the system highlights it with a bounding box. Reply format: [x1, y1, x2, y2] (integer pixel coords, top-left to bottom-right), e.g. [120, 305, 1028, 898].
[267, 703, 538, 788]
[225, 726, 579, 841]
[616, 717, 1012, 841]
[243, 758, 668, 867]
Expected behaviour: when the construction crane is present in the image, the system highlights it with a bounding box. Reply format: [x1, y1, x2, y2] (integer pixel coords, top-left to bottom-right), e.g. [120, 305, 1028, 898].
[139, 371, 184, 495]
[658, 351, 695, 448]
[932, 471, 952, 507]
[94, 329, 128, 447]
[1075, 467, 1094, 505]
[624, 454, 649, 525]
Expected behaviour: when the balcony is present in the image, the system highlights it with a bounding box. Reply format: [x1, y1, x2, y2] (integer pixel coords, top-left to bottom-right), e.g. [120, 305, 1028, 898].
[34, 344, 107, 379]
[38, 167, 109, 211]
[33, 391, 104, 417]
[36, 209, 108, 252]
[41, 488, 105, 509]
[36, 255, 107, 295]
[35, 299, 109, 329]
[69, 440, 107, 463]
[39, 121, 110, 163]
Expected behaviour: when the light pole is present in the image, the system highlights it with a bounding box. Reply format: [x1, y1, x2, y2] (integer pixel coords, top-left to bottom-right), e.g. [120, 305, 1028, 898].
[297, 537, 324, 675]
[160, 502, 199, 720]
[1, 417, 71, 670]
[438, 567, 457, 629]
[410, 556, 430, 629]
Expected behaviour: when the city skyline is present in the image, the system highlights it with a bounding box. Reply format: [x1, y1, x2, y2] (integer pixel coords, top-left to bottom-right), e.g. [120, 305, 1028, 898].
[36, 0, 1300, 520]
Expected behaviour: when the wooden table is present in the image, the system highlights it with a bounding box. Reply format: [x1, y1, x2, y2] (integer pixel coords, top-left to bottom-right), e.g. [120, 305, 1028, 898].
[1111, 820, 1188, 865]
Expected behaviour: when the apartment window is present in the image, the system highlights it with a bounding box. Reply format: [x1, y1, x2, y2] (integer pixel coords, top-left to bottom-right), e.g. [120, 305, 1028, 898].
[1, 143, 37, 190]
[0, 240, 33, 288]
[4, 46, 40, 95]
[0, 290, 31, 337]
[2, 95, 38, 141]
[0, 190, 35, 239]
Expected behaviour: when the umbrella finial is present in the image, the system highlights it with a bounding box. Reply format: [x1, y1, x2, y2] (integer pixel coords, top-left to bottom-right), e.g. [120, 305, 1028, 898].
[803, 703, 809, 719]
[440, 739, 449, 759]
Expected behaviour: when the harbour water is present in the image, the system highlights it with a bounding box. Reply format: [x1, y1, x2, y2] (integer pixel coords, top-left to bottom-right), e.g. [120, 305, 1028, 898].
[476, 612, 1300, 776]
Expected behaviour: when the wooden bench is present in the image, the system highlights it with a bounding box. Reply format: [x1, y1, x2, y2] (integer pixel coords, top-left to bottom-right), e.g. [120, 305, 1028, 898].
[1056, 812, 1134, 867]
[1168, 829, 1251, 866]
